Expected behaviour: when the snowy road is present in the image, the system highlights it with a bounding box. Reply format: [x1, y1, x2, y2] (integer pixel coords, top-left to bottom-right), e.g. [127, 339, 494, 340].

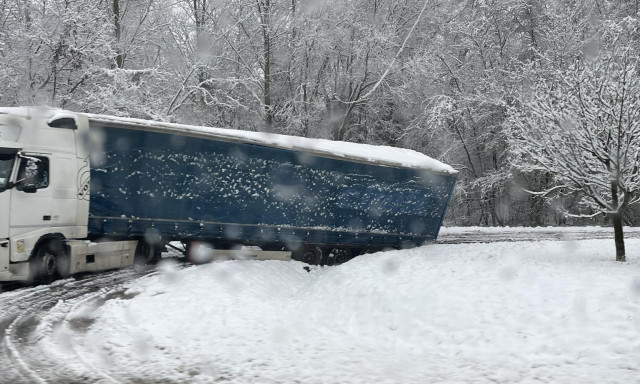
[0, 228, 639, 383]
[0, 268, 158, 384]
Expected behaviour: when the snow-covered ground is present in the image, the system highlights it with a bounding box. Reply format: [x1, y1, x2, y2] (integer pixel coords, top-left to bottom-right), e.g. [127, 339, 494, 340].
[43, 238, 640, 383]
[439, 225, 640, 234]
[437, 225, 640, 244]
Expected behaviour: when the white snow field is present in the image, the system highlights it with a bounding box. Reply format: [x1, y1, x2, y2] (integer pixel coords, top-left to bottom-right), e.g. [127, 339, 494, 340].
[439, 226, 640, 235]
[60, 239, 639, 383]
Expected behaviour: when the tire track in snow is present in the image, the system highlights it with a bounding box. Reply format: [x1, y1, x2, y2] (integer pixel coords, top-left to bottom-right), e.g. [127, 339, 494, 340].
[0, 284, 54, 383]
[5, 311, 48, 384]
[59, 289, 125, 384]
[0, 268, 159, 383]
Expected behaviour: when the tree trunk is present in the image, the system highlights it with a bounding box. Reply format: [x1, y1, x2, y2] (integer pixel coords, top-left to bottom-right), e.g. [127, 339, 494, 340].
[113, 0, 125, 69]
[612, 213, 626, 262]
[263, 33, 273, 131]
[257, 0, 273, 132]
[194, 0, 207, 92]
[610, 179, 626, 262]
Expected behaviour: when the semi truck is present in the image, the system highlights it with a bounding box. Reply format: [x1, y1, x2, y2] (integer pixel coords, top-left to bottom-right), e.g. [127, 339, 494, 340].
[0, 107, 457, 282]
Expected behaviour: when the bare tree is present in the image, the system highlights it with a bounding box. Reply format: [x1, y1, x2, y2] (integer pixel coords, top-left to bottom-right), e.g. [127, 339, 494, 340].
[507, 26, 640, 261]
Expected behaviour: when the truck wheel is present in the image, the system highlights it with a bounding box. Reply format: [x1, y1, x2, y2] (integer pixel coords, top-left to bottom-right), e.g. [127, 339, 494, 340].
[292, 246, 326, 265]
[30, 240, 69, 282]
[135, 241, 161, 265]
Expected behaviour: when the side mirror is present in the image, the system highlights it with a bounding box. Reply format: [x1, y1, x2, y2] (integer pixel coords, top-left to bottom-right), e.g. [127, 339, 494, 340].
[22, 184, 38, 193]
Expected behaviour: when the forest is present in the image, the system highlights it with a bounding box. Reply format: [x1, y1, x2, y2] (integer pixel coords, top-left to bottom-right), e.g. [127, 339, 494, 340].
[1, 0, 639, 230]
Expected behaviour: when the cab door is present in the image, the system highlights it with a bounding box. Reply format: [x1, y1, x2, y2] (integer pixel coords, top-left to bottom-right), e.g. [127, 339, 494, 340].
[9, 154, 54, 234]
[0, 151, 17, 239]
[9, 153, 78, 260]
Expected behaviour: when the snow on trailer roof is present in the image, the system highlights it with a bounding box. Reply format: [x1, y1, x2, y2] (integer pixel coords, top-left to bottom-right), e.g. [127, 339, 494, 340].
[86, 114, 456, 174]
[1, 107, 455, 173]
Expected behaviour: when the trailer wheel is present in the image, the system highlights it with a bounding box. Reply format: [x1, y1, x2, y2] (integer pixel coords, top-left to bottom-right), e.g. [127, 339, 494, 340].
[30, 240, 69, 282]
[135, 241, 161, 265]
[328, 248, 353, 266]
[292, 246, 326, 265]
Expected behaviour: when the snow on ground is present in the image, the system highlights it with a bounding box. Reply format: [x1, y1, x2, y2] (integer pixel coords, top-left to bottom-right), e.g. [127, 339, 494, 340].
[61, 239, 640, 383]
[439, 226, 640, 234]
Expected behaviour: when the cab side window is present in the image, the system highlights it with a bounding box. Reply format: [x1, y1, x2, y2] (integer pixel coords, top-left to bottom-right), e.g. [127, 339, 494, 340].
[17, 156, 49, 190]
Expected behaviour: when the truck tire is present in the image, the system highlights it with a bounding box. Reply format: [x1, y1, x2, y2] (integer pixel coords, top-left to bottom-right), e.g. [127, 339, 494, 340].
[292, 245, 326, 265]
[135, 241, 161, 265]
[30, 240, 69, 282]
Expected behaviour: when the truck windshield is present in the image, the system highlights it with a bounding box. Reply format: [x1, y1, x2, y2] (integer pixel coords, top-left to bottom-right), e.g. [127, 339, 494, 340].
[0, 153, 15, 190]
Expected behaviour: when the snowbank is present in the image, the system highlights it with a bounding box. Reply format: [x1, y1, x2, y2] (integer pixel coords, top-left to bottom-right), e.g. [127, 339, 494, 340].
[69, 239, 640, 383]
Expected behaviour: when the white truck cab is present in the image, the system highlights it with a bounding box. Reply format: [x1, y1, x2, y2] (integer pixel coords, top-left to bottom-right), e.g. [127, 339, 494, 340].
[0, 107, 135, 281]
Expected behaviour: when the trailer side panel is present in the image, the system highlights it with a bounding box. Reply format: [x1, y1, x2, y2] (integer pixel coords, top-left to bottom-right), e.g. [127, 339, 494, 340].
[88, 125, 455, 248]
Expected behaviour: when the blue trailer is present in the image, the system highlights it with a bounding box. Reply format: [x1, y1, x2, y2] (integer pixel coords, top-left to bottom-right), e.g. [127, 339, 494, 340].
[86, 115, 457, 265]
[0, 107, 456, 281]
